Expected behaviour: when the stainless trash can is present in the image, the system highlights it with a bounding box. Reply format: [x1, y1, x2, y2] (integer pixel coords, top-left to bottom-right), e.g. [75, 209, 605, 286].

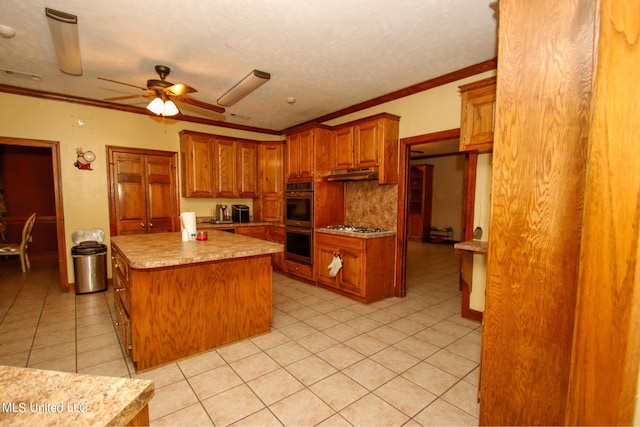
[71, 228, 108, 295]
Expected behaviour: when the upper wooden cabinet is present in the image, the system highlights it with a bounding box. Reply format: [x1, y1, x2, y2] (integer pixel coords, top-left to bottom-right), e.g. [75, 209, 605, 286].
[180, 131, 259, 198]
[459, 76, 496, 152]
[180, 131, 216, 198]
[285, 126, 333, 182]
[331, 113, 400, 184]
[236, 141, 258, 198]
[256, 143, 284, 222]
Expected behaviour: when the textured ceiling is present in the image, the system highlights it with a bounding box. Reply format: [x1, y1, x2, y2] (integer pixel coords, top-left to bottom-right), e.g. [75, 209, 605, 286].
[0, 0, 497, 131]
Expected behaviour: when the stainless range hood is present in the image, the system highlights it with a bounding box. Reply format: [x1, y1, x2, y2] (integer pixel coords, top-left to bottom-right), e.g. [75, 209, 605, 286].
[327, 167, 379, 182]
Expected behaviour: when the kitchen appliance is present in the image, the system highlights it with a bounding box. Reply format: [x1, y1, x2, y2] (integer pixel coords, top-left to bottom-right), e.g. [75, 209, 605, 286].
[284, 226, 313, 265]
[325, 224, 389, 234]
[213, 204, 232, 224]
[284, 181, 313, 228]
[232, 204, 250, 223]
[327, 167, 379, 182]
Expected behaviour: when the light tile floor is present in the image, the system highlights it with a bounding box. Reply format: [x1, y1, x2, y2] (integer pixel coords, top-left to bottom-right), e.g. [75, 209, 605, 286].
[0, 241, 481, 426]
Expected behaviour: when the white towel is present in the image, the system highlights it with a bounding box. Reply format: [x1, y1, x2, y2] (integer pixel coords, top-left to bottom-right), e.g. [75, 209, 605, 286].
[328, 255, 343, 278]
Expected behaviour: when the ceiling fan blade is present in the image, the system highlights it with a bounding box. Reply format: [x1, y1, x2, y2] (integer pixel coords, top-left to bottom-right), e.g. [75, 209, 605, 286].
[104, 94, 150, 101]
[166, 83, 197, 96]
[97, 77, 147, 91]
[177, 96, 226, 114]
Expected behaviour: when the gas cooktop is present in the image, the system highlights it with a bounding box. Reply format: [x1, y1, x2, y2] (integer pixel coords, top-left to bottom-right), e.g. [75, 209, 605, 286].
[325, 224, 389, 234]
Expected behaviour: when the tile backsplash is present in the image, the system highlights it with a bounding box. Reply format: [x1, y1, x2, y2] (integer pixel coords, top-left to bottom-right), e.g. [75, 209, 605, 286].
[344, 181, 398, 230]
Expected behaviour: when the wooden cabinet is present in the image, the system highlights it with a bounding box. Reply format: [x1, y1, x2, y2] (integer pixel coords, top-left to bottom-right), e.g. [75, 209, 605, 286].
[459, 76, 496, 152]
[331, 114, 400, 184]
[285, 259, 314, 281]
[215, 138, 237, 197]
[107, 147, 179, 236]
[180, 132, 216, 197]
[111, 246, 131, 358]
[256, 143, 284, 222]
[315, 232, 395, 303]
[236, 225, 267, 239]
[267, 226, 285, 271]
[180, 131, 261, 199]
[237, 141, 258, 198]
[285, 125, 333, 182]
[407, 165, 433, 241]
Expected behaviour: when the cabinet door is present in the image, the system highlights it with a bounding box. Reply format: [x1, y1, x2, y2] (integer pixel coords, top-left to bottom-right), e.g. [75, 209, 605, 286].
[180, 133, 215, 197]
[338, 247, 365, 296]
[285, 133, 301, 180]
[297, 130, 314, 179]
[260, 144, 283, 196]
[108, 148, 178, 236]
[315, 244, 340, 288]
[354, 120, 379, 167]
[333, 126, 354, 170]
[145, 154, 178, 233]
[215, 139, 237, 197]
[237, 142, 258, 198]
[260, 195, 281, 222]
[110, 151, 148, 235]
[460, 78, 496, 151]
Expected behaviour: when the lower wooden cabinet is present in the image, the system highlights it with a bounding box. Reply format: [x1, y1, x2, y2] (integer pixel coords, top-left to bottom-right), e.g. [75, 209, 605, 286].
[285, 259, 314, 281]
[315, 232, 395, 303]
[236, 225, 267, 239]
[268, 226, 285, 271]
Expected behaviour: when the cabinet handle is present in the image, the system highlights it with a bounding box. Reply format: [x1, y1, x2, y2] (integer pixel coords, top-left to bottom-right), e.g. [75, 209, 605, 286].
[115, 288, 124, 292]
[114, 321, 120, 326]
[149, 223, 154, 228]
[140, 223, 145, 228]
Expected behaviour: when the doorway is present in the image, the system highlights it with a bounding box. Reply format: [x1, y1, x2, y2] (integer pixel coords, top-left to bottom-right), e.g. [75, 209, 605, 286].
[0, 137, 67, 291]
[395, 129, 466, 297]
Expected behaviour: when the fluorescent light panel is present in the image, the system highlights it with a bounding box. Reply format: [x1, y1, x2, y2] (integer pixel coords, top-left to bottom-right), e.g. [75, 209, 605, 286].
[45, 8, 82, 76]
[217, 70, 270, 107]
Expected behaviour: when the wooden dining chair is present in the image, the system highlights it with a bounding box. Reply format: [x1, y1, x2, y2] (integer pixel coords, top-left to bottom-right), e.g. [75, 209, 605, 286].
[0, 213, 37, 272]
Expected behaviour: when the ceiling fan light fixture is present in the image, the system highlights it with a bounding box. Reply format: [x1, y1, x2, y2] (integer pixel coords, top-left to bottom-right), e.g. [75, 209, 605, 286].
[146, 97, 180, 117]
[146, 97, 165, 115]
[217, 69, 270, 107]
[45, 8, 82, 76]
[163, 99, 179, 116]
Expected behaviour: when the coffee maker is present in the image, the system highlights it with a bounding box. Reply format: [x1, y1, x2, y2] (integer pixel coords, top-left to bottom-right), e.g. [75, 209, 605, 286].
[214, 204, 232, 223]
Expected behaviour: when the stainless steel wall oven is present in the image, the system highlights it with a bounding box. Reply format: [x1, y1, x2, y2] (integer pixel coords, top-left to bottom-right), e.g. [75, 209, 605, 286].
[284, 181, 314, 265]
[284, 182, 313, 228]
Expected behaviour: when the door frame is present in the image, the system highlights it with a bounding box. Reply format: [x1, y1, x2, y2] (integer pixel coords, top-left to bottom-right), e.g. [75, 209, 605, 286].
[395, 128, 463, 297]
[0, 137, 68, 291]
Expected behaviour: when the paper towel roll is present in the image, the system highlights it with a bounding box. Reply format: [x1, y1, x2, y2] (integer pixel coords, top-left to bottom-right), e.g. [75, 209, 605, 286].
[180, 212, 197, 236]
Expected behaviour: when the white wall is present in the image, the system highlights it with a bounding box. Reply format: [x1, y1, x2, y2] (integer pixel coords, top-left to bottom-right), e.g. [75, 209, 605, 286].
[412, 155, 465, 241]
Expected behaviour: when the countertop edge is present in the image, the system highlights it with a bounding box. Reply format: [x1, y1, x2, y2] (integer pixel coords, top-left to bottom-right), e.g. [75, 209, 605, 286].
[315, 228, 396, 239]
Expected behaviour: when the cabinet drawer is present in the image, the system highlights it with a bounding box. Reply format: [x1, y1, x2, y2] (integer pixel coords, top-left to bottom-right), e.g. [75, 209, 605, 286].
[315, 232, 364, 251]
[268, 226, 285, 242]
[237, 226, 267, 239]
[114, 295, 131, 357]
[285, 259, 313, 280]
[112, 250, 129, 282]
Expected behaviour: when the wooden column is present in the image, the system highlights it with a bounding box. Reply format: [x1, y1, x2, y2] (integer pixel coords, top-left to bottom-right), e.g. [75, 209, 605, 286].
[565, 0, 640, 424]
[479, 0, 594, 424]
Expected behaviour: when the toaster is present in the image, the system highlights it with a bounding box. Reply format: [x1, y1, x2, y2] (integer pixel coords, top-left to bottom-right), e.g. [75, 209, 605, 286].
[231, 204, 250, 223]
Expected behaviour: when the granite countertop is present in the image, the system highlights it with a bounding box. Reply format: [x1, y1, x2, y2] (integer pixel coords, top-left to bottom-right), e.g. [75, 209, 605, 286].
[0, 365, 153, 426]
[316, 228, 396, 239]
[111, 231, 284, 269]
[454, 240, 488, 253]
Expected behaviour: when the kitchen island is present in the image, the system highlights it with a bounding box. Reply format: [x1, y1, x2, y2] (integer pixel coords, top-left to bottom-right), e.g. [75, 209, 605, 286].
[110, 231, 283, 372]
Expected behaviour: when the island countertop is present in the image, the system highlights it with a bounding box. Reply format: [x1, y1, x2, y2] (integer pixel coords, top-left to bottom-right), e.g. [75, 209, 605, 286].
[0, 365, 153, 426]
[111, 231, 284, 269]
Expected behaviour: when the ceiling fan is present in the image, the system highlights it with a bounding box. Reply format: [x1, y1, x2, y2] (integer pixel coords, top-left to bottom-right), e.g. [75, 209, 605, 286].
[98, 65, 226, 116]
